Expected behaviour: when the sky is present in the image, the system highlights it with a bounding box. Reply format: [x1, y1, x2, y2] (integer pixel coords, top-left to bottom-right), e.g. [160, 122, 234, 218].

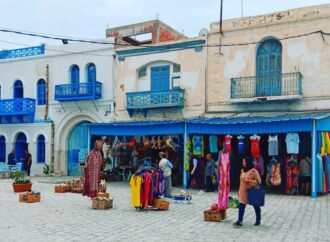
[0, 0, 329, 49]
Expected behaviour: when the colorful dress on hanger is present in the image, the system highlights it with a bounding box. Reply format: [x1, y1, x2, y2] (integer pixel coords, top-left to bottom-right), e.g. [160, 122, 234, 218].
[250, 136, 260, 158]
[209, 135, 218, 153]
[130, 175, 143, 207]
[85, 149, 103, 198]
[268, 135, 278, 156]
[193, 136, 204, 156]
[285, 156, 299, 195]
[218, 152, 230, 210]
[224, 136, 232, 153]
[237, 136, 245, 155]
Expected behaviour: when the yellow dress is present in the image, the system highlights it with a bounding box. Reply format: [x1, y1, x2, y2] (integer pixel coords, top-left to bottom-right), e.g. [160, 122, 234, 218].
[130, 175, 142, 207]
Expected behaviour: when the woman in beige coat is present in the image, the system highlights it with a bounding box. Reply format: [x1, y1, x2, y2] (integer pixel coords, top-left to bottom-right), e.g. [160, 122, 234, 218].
[233, 157, 261, 228]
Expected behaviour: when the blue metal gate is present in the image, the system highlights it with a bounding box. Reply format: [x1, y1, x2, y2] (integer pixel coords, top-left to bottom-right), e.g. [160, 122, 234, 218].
[256, 39, 282, 96]
[67, 121, 89, 176]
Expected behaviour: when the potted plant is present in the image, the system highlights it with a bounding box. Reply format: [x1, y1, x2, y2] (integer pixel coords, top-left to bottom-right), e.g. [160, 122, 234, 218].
[12, 171, 32, 192]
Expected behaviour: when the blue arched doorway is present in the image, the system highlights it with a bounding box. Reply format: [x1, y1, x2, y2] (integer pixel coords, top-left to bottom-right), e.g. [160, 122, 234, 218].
[15, 133, 27, 166]
[67, 121, 90, 176]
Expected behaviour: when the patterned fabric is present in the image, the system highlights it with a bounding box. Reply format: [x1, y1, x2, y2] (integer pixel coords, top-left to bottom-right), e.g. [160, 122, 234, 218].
[85, 149, 103, 198]
[193, 136, 204, 156]
[285, 156, 299, 195]
[218, 152, 230, 210]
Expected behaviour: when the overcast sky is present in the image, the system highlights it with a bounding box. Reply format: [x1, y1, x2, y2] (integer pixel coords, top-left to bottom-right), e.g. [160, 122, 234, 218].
[0, 0, 329, 49]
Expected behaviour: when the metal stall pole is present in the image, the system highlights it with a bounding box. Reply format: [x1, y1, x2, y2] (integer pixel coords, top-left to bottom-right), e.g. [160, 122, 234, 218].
[183, 122, 187, 189]
[311, 119, 317, 198]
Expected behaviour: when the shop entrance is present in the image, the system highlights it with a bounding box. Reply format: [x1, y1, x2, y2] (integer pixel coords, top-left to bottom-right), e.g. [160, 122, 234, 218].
[68, 121, 90, 176]
[15, 132, 27, 166]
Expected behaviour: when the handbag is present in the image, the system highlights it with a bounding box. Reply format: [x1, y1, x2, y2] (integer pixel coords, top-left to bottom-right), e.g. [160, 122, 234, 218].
[247, 188, 265, 207]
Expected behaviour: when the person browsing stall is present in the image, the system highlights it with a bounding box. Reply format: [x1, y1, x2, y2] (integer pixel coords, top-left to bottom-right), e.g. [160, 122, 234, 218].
[205, 154, 216, 192]
[159, 152, 173, 198]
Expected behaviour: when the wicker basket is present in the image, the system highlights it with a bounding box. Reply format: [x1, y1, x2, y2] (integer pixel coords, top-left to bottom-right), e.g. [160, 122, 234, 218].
[92, 198, 113, 209]
[71, 186, 84, 193]
[153, 199, 170, 210]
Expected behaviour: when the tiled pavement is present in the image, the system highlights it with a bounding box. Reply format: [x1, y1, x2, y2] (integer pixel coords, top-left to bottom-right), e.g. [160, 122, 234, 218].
[0, 177, 329, 242]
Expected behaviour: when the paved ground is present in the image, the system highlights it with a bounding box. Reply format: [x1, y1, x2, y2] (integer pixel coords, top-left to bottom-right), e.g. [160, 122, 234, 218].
[0, 177, 329, 242]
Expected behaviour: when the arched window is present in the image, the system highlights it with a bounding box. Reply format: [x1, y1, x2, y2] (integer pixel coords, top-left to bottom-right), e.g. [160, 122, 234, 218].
[37, 135, 45, 163]
[256, 39, 282, 96]
[70, 65, 80, 84]
[0, 136, 5, 163]
[86, 63, 96, 82]
[14, 80, 23, 98]
[37, 79, 46, 105]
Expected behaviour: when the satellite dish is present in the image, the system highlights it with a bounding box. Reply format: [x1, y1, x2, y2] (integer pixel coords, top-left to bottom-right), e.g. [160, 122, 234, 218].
[199, 28, 208, 37]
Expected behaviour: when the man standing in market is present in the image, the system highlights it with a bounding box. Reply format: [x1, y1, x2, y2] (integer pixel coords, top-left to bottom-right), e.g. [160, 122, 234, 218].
[186, 152, 203, 194]
[159, 151, 173, 198]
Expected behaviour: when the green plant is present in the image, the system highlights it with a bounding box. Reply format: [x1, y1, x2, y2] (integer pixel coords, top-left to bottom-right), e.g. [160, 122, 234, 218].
[13, 171, 31, 184]
[43, 164, 50, 175]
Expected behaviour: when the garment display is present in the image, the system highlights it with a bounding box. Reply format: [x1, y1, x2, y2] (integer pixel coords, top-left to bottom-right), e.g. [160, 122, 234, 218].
[218, 151, 230, 210]
[268, 135, 278, 156]
[130, 167, 165, 209]
[85, 149, 103, 198]
[237, 135, 245, 155]
[193, 135, 204, 156]
[285, 133, 300, 154]
[285, 155, 299, 195]
[224, 135, 232, 153]
[209, 135, 219, 153]
[326, 155, 330, 192]
[250, 134, 261, 158]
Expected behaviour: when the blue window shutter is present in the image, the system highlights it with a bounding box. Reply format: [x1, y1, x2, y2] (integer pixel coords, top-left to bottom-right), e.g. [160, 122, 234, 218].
[71, 65, 79, 84]
[37, 79, 46, 105]
[14, 80, 23, 98]
[87, 64, 96, 82]
[0, 136, 5, 163]
[37, 135, 45, 163]
[151, 65, 170, 91]
[256, 39, 282, 96]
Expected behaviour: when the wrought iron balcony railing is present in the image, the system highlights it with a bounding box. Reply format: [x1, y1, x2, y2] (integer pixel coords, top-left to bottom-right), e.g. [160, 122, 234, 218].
[54, 81, 102, 101]
[126, 89, 185, 117]
[230, 72, 303, 100]
[0, 98, 35, 124]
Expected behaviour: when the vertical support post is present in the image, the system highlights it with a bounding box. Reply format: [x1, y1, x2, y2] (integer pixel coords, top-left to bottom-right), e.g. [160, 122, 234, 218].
[311, 119, 317, 198]
[183, 122, 187, 189]
[87, 125, 91, 152]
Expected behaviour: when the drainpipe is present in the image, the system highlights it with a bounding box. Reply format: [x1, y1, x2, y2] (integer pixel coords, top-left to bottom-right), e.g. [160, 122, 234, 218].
[204, 36, 209, 114]
[112, 53, 116, 115]
[51, 122, 55, 173]
[45, 64, 49, 120]
[311, 119, 317, 198]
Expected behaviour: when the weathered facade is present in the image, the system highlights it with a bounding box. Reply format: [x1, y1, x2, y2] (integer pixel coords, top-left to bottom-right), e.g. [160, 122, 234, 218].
[206, 4, 330, 114]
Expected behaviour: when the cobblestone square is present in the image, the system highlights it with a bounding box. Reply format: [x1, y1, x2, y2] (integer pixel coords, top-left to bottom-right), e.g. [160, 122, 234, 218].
[0, 178, 329, 242]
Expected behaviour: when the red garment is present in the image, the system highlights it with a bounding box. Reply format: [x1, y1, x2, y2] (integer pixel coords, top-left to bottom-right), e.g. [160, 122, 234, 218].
[143, 173, 152, 209]
[85, 149, 103, 198]
[225, 136, 232, 153]
[250, 138, 260, 158]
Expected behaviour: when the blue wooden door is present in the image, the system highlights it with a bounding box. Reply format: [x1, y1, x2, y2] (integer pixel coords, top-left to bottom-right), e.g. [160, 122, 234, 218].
[151, 65, 170, 91]
[15, 133, 27, 168]
[256, 39, 282, 96]
[67, 121, 89, 176]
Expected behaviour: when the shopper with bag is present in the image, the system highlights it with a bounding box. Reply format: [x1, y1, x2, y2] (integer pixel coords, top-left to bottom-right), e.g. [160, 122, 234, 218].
[233, 157, 262, 228]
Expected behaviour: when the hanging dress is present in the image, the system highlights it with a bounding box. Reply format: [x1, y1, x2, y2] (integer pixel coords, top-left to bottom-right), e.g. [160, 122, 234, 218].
[250, 136, 260, 158]
[217, 152, 230, 210]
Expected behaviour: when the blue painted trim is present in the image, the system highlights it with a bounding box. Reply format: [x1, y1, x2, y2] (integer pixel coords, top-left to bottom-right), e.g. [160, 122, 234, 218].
[116, 39, 206, 57]
[316, 116, 330, 131]
[0, 44, 45, 60]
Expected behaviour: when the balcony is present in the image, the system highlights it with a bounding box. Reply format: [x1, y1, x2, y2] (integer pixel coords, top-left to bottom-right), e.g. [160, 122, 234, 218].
[230, 72, 303, 102]
[0, 98, 35, 124]
[54, 82, 102, 101]
[126, 89, 185, 117]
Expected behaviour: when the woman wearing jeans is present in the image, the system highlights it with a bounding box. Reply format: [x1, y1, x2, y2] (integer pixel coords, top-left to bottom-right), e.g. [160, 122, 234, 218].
[233, 157, 261, 228]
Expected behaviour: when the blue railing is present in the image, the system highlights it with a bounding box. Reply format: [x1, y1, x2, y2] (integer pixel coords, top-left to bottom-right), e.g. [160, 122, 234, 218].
[231, 72, 303, 99]
[54, 81, 102, 101]
[0, 98, 35, 124]
[0, 45, 45, 60]
[126, 89, 185, 117]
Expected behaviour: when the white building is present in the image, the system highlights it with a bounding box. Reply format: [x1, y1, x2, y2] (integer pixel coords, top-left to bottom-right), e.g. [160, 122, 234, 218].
[0, 40, 115, 175]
